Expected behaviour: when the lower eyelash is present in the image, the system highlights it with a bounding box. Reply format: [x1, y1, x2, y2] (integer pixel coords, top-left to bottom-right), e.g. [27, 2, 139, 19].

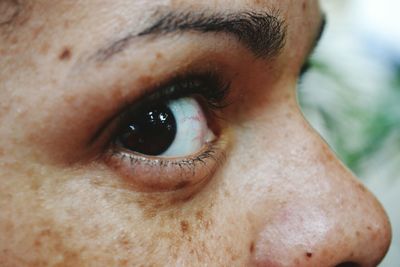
[104, 137, 229, 192]
[96, 71, 232, 192]
[111, 141, 223, 176]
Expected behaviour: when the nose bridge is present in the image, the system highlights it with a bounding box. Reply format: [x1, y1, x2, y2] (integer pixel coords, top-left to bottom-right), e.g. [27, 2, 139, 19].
[251, 141, 391, 267]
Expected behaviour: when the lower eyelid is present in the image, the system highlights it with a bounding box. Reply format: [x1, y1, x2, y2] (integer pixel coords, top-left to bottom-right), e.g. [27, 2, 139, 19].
[102, 133, 230, 192]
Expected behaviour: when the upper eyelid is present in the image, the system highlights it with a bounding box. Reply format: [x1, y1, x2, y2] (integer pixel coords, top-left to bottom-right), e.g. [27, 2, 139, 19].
[81, 48, 241, 150]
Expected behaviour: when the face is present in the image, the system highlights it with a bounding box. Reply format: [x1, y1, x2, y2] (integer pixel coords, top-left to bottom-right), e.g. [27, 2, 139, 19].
[0, 0, 391, 266]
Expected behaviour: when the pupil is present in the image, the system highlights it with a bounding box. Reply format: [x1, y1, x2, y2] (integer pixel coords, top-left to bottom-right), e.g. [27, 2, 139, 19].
[118, 103, 177, 156]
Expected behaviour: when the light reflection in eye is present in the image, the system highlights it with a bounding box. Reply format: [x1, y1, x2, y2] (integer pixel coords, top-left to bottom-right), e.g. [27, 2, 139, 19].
[116, 96, 215, 157]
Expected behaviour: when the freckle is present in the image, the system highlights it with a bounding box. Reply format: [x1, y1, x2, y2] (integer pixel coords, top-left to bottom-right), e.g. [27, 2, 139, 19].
[34, 239, 41, 248]
[64, 20, 70, 29]
[180, 220, 190, 233]
[4, 220, 13, 232]
[249, 241, 255, 253]
[39, 42, 50, 55]
[59, 47, 72, 61]
[195, 210, 203, 221]
[326, 152, 335, 162]
[66, 226, 73, 236]
[223, 190, 231, 197]
[30, 178, 41, 191]
[306, 252, 313, 258]
[119, 62, 129, 69]
[64, 94, 78, 105]
[156, 52, 164, 60]
[142, 206, 158, 219]
[321, 145, 335, 163]
[119, 259, 128, 266]
[302, 2, 307, 10]
[225, 246, 238, 261]
[39, 229, 52, 237]
[9, 35, 18, 44]
[31, 25, 44, 39]
[158, 231, 175, 241]
[120, 239, 130, 247]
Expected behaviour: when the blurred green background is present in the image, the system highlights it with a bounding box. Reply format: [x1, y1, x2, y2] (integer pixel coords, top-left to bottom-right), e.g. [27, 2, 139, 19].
[298, 0, 400, 265]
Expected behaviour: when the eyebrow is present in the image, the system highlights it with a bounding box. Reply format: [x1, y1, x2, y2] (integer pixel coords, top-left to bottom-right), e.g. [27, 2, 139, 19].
[94, 10, 287, 61]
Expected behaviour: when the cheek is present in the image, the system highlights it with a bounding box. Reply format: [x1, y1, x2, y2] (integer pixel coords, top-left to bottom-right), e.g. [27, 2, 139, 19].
[0, 162, 244, 265]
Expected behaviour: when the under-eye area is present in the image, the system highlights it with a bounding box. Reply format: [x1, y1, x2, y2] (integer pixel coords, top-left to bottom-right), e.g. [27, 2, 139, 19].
[97, 72, 231, 192]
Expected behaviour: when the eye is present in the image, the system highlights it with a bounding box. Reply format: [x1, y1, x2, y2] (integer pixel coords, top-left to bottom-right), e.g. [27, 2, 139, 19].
[102, 73, 230, 192]
[116, 97, 215, 157]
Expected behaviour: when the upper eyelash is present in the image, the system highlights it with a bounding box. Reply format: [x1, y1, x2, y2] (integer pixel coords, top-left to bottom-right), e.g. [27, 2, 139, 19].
[115, 71, 231, 130]
[89, 70, 231, 151]
[97, 71, 232, 192]
[143, 71, 230, 109]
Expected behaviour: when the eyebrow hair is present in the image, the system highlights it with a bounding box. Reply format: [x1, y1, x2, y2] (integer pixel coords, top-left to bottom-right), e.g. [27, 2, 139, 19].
[94, 10, 287, 61]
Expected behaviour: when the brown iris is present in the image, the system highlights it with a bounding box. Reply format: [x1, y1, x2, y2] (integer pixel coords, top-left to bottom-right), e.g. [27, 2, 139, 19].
[117, 103, 177, 156]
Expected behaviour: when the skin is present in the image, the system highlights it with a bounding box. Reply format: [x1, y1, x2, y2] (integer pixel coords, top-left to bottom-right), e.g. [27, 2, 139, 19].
[0, 0, 392, 266]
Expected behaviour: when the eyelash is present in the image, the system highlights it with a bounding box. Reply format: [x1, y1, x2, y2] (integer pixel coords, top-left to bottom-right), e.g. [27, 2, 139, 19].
[102, 71, 231, 191]
[115, 71, 230, 122]
[112, 141, 223, 177]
